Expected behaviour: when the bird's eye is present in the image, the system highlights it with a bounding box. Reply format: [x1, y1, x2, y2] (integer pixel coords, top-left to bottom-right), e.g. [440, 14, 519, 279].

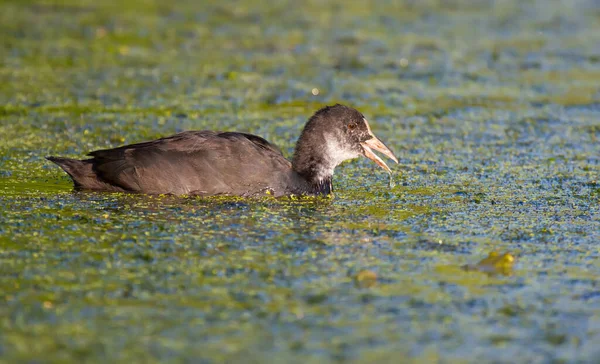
[348, 123, 356, 130]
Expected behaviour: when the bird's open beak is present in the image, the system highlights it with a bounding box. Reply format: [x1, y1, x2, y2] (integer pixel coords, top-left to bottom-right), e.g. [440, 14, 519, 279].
[360, 119, 398, 173]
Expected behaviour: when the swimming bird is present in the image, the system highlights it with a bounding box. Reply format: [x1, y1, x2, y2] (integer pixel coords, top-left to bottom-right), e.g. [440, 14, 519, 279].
[47, 104, 398, 197]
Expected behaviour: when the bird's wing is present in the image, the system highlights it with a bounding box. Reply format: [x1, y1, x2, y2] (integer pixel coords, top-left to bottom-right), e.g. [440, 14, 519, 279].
[87, 131, 292, 195]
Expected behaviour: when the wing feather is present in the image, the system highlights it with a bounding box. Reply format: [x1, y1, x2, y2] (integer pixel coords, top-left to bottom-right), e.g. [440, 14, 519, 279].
[88, 131, 292, 195]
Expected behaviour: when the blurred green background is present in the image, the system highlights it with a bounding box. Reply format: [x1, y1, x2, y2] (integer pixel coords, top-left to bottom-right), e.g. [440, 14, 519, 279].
[1, 0, 599, 362]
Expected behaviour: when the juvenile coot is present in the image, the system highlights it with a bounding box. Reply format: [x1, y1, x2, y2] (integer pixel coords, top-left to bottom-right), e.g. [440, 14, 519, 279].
[47, 104, 398, 197]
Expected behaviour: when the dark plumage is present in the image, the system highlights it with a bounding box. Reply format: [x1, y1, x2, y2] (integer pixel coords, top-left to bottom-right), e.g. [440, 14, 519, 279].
[47, 104, 398, 197]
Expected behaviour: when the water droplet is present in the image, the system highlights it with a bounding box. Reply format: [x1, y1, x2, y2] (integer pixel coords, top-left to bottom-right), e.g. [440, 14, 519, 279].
[388, 172, 395, 188]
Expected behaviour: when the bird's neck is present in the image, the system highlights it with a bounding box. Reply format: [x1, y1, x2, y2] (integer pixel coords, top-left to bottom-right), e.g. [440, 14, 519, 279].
[291, 136, 336, 194]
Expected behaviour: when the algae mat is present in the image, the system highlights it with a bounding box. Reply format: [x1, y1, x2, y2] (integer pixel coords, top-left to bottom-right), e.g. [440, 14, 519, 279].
[1, 0, 599, 362]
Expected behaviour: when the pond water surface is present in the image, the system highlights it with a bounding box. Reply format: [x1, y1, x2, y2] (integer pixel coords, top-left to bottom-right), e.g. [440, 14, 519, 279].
[1, 0, 599, 362]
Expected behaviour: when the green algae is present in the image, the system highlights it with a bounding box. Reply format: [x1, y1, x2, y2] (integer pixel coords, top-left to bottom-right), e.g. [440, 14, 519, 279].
[461, 251, 516, 276]
[1, 0, 600, 363]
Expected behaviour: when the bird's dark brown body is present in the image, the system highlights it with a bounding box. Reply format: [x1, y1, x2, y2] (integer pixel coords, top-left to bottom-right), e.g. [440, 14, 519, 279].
[47, 105, 398, 197]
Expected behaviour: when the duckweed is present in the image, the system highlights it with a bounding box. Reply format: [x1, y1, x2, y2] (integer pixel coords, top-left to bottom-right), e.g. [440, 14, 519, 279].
[1, 0, 599, 362]
[462, 251, 516, 276]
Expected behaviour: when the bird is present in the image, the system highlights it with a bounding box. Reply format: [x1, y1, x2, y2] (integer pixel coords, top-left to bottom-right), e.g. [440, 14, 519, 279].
[47, 104, 398, 197]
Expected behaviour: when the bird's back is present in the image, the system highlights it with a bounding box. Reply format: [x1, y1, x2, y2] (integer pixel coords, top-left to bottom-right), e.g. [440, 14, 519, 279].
[49, 131, 308, 196]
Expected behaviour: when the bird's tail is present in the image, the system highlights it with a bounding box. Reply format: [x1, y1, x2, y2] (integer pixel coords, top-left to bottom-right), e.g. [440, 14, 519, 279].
[46, 156, 95, 189]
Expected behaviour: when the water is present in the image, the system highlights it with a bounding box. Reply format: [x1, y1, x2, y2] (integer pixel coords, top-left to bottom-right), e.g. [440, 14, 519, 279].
[1, 0, 599, 362]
